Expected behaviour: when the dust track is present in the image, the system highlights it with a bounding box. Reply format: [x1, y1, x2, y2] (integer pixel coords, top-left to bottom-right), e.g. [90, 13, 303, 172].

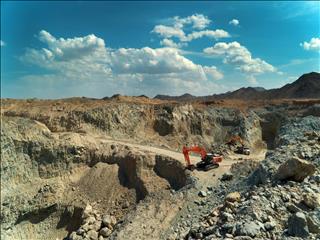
[98, 136, 265, 186]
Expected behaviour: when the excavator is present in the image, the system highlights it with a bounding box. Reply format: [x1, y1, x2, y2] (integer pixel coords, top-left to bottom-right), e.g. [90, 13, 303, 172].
[226, 135, 250, 155]
[182, 145, 223, 171]
[226, 135, 244, 146]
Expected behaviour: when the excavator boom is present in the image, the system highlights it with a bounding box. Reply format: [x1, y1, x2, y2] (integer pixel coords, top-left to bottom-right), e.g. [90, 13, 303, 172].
[227, 135, 244, 146]
[182, 146, 207, 166]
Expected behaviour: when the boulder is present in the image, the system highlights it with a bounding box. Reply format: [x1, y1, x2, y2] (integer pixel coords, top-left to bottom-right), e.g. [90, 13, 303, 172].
[288, 212, 309, 237]
[92, 220, 102, 231]
[302, 193, 320, 209]
[82, 223, 91, 232]
[307, 212, 320, 234]
[199, 191, 207, 197]
[221, 172, 233, 181]
[221, 212, 234, 222]
[99, 227, 112, 237]
[69, 232, 82, 240]
[83, 204, 93, 219]
[77, 228, 86, 236]
[264, 221, 276, 231]
[225, 192, 241, 203]
[83, 216, 96, 225]
[286, 203, 302, 213]
[102, 214, 117, 229]
[221, 223, 235, 233]
[235, 222, 261, 237]
[274, 157, 316, 182]
[202, 226, 216, 236]
[224, 201, 236, 211]
[76, 228, 85, 235]
[87, 229, 99, 240]
[248, 163, 271, 185]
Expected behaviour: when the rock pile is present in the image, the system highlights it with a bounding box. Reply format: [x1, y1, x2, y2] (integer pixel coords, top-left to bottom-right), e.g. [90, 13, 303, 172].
[249, 116, 320, 186]
[69, 204, 117, 240]
[187, 174, 320, 239]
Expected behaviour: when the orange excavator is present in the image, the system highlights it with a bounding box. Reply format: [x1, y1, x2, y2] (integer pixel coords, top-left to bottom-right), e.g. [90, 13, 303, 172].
[226, 135, 250, 155]
[182, 146, 223, 171]
[226, 135, 244, 146]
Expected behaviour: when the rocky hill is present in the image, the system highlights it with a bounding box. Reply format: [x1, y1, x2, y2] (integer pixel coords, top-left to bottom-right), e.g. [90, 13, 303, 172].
[268, 72, 320, 99]
[154, 93, 196, 102]
[154, 72, 320, 101]
[211, 87, 265, 100]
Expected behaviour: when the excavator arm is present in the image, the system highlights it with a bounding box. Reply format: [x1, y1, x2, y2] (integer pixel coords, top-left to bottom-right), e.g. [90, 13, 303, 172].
[182, 146, 207, 167]
[227, 135, 244, 146]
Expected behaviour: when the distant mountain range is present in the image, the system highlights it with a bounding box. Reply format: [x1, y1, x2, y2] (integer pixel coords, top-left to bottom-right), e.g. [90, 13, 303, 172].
[154, 72, 320, 101]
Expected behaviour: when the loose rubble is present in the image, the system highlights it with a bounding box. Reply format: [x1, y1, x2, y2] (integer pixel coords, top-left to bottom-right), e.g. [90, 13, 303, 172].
[69, 204, 117, 240]
[178, 116, 320, 240]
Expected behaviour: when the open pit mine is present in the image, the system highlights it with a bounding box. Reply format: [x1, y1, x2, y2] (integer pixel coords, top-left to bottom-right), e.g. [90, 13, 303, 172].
[1, 73, 320, 240]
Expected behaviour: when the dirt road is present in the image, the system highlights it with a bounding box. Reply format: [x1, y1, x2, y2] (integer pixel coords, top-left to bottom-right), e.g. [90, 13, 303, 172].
[98, 136, 265, 187]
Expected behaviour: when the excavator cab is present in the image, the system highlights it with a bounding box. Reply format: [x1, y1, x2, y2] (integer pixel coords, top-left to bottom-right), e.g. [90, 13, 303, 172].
[235, 146, 251, 155]
[202, 153, 214, 163]
[196, 153, 220, 171]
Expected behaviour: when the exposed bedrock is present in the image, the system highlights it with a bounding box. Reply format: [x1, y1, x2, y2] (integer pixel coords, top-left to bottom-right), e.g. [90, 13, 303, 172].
[2, 103, 296, 150]
[1, 117, 190, 240]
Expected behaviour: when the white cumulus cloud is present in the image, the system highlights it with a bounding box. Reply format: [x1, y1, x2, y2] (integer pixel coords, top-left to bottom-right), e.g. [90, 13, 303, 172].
[300, 37, 320, 51]
[229, 19, 239, 26]
[152, 25, 185, 40]
[109, 47, 198, 74]
[152, 14, 230, 44]
[37, 30, 107, 61]
[21, 30, 110, 78]
[203, 41, 277, 84]
[203, 41, 276, 74]
[184, 29, 230, 42]
[172, 14, 211, 30]
[203, 66, 224, 80]
[160, 38, 185, 48]
[20, 30, 225, 97]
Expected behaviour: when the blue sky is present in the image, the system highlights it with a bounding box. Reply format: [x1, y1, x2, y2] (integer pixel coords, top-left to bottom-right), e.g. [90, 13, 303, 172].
[1, 1, 319, 99]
